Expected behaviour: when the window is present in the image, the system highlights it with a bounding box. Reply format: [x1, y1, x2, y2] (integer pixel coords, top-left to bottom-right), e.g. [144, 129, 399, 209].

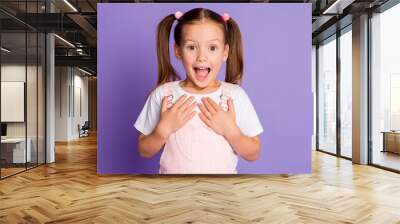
[340, 27, 352, 158]
[317, 35, 337, 154]
[371, 2, 400, 171]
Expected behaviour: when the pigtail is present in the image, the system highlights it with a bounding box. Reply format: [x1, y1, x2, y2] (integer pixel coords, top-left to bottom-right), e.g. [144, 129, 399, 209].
[225, 18, 244, 85]
[156, 14, 180, 86]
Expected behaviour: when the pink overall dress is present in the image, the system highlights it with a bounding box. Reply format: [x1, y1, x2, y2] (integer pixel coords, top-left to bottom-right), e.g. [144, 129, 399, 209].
[159, 81, 238, 174]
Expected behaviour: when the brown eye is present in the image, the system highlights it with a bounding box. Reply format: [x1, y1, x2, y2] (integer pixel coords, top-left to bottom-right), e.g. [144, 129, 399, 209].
[187, 45, 195, 50]
[210, 46, 217, 51]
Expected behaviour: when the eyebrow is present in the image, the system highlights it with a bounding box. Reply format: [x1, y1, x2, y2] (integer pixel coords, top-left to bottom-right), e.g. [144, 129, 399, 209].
[183, 39, 223, 43]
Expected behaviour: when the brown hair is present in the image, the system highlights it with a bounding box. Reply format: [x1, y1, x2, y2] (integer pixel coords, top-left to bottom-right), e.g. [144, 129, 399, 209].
[156, 8, 244, 86]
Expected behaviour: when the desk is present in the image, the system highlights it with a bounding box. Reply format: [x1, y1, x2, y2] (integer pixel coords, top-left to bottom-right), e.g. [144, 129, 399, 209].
[1, 138, 32, 163]
[381, 131, 400, 154]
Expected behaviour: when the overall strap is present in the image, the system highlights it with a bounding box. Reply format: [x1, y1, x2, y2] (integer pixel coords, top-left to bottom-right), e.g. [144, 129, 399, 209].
[220, 82, 234, 111]
[163, 82, 175, 109]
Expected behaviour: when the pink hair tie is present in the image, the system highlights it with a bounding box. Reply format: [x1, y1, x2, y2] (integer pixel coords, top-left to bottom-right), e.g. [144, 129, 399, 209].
[174, 11, 183, 20]
[222, 13, 230, 22]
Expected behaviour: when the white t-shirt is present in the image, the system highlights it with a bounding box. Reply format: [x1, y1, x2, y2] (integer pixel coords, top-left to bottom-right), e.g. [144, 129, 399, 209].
[134, 80, 263, 137]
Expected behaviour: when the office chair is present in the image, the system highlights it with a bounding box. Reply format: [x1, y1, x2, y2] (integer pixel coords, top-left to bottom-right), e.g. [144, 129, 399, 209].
[78, 121, 90, 138]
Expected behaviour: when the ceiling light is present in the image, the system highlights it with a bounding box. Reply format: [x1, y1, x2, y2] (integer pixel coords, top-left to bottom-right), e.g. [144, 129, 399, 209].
[322, 0, 355, 15]
[323, 0, 344, 14]
[54, 34, 75, 48]
[78, 67, 93, 76]
[1, 47, 11, 53]
[63, 0, 78, 12]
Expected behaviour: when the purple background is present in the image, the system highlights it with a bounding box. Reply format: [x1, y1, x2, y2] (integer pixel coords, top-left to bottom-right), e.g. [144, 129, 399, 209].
[97, 3, 312, 174]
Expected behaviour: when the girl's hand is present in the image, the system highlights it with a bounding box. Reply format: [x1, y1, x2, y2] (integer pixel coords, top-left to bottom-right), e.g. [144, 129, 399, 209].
[155, 94, 197, 140]
[198, 97, 239, 137]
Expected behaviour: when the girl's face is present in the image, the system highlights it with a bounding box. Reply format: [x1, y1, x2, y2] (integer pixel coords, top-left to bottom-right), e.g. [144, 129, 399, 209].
[174, 19, 229, 90]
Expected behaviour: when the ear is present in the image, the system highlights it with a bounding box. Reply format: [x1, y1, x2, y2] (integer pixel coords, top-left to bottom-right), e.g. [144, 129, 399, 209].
[223, 44, 229, 62]
[174, 43, 182, 60]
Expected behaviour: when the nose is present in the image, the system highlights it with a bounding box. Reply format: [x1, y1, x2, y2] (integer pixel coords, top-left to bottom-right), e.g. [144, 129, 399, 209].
[196, 48, 207, 62]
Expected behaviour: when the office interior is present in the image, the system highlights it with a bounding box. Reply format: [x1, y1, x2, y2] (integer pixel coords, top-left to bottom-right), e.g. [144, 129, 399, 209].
[0, 0, 399, 222]
[0, 0, 97, 179]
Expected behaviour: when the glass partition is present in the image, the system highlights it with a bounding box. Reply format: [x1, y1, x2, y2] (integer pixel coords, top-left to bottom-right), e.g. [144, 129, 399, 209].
[1, 30, 28, 177]
[0, 0, 46, 179]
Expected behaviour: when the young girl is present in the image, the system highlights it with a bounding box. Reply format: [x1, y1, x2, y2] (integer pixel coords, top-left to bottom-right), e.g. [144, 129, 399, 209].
[134, 8, 263, 174]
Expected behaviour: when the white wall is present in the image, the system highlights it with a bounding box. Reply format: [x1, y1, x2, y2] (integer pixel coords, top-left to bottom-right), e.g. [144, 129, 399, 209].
[1, 63, 46, 164]
[55, 66, 69, 141]
[72, 73, 89, 138]
[55, 67, 89, 141]
[312, 45, 316, 150]
[1, 65, 41, 137]
[1, 65, 26, 130]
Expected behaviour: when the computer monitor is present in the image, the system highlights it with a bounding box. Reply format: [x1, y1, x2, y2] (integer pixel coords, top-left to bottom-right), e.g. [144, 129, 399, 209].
[1, 123, 7, 137]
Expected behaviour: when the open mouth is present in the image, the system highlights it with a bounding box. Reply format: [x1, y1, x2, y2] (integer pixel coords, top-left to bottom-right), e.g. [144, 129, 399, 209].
[193, 66, 211, 81]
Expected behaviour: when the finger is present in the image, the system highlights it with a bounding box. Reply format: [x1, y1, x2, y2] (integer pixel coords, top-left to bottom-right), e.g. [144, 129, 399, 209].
[207, 97, 220, 112]
[184, 111, 197, 123]
[166, 95, 174, 109]
[198, 103, 212, 120]
[202, 97, 217, 114]
[161, 96, 169, 112]
[178, 96, 195, 112]
[173, 94, 188, 109]
[227, 97, 235, 114]
[182, 101, 197, 115]
[198, 112, 212, 127]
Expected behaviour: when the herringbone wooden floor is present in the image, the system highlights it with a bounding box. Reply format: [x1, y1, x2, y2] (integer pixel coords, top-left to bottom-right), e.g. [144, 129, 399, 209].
[1, 134, 400, 224]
